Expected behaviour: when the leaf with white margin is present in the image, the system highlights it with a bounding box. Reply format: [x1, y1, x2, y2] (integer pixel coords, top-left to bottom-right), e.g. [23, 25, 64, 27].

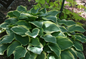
[0, 44, 9, 55]
[11, 26, 29, 36]
[42, 35, 56, 43]
[25, 28, 40, 38]
[43, 21, 60, 33]
[30, 21, 43, 28]
[14, 46, 27, 59]
[7, 41, 21, 56]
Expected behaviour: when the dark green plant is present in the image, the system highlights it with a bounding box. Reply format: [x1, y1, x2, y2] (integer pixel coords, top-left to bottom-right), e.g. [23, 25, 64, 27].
[0, 5, 86, 59]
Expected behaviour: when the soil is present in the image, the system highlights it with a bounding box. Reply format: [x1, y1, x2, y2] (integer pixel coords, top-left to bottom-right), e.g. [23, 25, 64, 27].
[0, 0, 86, 59]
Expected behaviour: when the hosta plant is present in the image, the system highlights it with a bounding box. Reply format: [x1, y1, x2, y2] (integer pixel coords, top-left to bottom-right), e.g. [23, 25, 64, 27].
[0, 5, 86, 59]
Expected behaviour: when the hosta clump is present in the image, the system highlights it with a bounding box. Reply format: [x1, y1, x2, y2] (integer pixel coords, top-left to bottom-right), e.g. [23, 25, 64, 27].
[0, 5, 86, 59]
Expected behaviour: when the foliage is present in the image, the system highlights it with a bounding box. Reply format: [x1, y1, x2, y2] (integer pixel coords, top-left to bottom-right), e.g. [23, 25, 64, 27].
[28, 0, 86, 21]
[0, 5, 86, 59]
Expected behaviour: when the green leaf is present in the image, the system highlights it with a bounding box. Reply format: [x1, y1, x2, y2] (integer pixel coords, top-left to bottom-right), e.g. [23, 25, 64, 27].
[0, 44, 9, 55]
[42, 35, 56, 43]
[15, 34, 29, 45]
[56, 36, 73, 50]
[0, 29, 5, 34]
[16, 20, 31, 29]
[7, 41, 21, 56]
[5, 18, 18, 24]
[30, 21, 43, 28]
[77, 51, 85, 59]
[30, 8, 39, 14]
[11, 26, 29, 36]
[48, 56, 55, 59]
[48, 43, 61, 56]
[74, 41, 83, 51]
[13, 11, 20, 17]
[0, 34, 14, 44]
[27, 45, 43, 54]
[36, 52, 46, 59]
[43, 16, 57, 23]
[61, 50, 75, 59]
[7, 11, 15, 17]
[43, 21, 60, 33]
[17, 5, 27, 12]
[24, 52, 37, 59]
[25, 28, 40, 38]
[68, 25, 86, 33]
[14, 46, 27, 59]
[58, 19, 76, 26]
[0, 22, 8, 29]
[60, 26, 67, 32]
[30, 38, 40, 46]
[74, 35, 86, 43]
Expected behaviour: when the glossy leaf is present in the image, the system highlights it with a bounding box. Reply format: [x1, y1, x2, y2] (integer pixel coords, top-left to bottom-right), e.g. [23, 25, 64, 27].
[30, 21, 43, 28]
[14, 46, 27, 59]
[56, 36, 73, 50]
[7, 41, 21, 56]
[48, 43, 61, 56]
[42, 35, 56, 43]
[43, 21, 60, 33]
[77, 51, 85, 59]
[25, 28, 40, 38]
[13, 11, 20, 17]
[27, 45, 43, 54]
[11, 26, 29, 36]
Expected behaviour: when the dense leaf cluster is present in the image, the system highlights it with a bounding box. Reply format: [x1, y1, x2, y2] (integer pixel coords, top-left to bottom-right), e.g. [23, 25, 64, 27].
[0, 5, 86, 59]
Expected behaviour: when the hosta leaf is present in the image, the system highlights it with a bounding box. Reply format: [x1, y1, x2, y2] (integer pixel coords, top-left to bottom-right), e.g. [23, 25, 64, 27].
[74, 35, 86, 43]
[17, 5, 27, 12]
[74, 41, 83, 51]
[7, 41, 21, 56]
[0, 34, 14, 44]
[43, 21, 60, 33]
[58, 19, 76, 26]
[14, 46, 27, 59]
[48, 56, 55, 59]
[48, 43, 61, 56]
[61, 50, 75, 59]
[19, 13, 37, 20]
[25, 28, 40, 38]
[68, 25, 85, 33]
[77, 51, 85, 59]
[16, 20, 31, 28]
[0, 29, 5, 34]
[69, 48, 77, 59]
[43, 16, 57, 23]
[7, 11, 15, 17]
[39, 28, 44, 36]
[51, 32, 65, 37]
[30, 21, 43, 28]
[27, 45, 43, 54]
[0, 22, 8, 29]
[0, 44, 9, 55]
[15, 34, 29, 45]
[11, 26, 29, 36]
[40, 8, 46, 14]
[30, 38, 40, 46]
[30, 8, 39, 14]
[36, 52, 46, 59]
[42, 11, 60, 16]
[42, 35, 56, 43]
[60, 26, 67, 32]
[24, 52, 37, 59]
[13, 11, 20, 17]
[56, 36, 73, 50]
[5, 18, 18, 24]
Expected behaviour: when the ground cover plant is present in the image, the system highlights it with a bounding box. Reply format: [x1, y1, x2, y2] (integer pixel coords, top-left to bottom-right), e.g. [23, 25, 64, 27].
[0, 5, 86, 59]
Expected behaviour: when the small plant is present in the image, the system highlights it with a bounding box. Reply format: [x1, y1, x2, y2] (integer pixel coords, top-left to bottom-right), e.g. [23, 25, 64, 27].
[0, 5, 86, 59]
